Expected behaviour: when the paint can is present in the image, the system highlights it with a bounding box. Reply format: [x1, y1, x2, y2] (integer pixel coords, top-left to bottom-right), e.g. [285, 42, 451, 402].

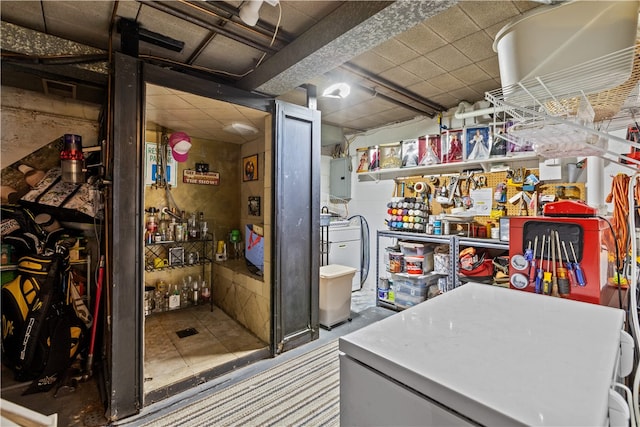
[405, 256, 424, 275]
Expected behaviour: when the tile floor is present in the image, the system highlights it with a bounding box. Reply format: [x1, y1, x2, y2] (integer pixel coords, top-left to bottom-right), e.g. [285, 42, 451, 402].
[143, 286, 378, 395]
[143, 304, 268, 396]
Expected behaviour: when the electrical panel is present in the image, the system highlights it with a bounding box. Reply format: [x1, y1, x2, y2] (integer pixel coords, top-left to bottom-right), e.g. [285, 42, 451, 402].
[330, 157, 351, 201]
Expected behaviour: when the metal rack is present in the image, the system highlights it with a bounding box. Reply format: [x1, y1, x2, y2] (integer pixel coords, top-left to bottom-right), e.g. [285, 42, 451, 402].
[485, 41, 640, 167]
[375, 230, 509, 310]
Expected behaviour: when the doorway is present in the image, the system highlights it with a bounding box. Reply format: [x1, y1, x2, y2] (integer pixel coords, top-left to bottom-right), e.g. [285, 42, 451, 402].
[141, 84, 272, 402]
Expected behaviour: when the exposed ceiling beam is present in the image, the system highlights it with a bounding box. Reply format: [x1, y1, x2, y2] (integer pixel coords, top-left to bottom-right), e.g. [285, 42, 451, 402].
[237, 0, 458, 96]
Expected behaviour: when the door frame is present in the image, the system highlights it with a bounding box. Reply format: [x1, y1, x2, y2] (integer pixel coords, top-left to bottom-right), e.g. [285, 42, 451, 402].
[109, 54, 321, 420]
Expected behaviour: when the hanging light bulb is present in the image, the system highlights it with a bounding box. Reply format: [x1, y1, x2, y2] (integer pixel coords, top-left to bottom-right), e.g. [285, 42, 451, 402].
[239, 0, 264, 26]
[239, 0, 279, 27]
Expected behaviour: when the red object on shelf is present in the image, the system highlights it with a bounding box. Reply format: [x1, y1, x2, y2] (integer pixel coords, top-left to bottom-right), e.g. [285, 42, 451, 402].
[508, 216, 619, 306]
[542, 200, 597, 217]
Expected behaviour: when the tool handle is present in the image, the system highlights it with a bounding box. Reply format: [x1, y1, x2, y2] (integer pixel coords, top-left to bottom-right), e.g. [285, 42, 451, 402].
[542, 272, 552, 295]
[565, 263, 576, 286]
[574, 263, 586, 286]
[528, 260, 536, 282]
[535, 268, 543, 294]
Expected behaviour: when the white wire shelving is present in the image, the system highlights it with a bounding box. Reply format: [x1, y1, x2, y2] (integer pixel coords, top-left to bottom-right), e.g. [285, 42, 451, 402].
[485, 41, 640, 167]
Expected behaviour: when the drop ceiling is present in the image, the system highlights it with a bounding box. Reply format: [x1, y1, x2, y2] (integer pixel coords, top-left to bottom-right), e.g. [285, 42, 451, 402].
[0, 1, 544, 144]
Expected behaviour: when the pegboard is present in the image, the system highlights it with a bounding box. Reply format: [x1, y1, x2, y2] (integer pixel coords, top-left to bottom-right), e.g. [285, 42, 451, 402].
[392, 169, 586, 227]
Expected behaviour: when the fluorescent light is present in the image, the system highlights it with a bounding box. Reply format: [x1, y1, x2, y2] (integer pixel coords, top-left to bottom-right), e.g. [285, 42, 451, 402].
[322, 83, 351, 99]
[223, 122, 259, 135]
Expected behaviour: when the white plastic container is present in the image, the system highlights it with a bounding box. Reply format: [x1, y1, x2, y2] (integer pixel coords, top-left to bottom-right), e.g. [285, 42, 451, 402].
[319, 264, 356, 329]
[494, 0, 638, 95]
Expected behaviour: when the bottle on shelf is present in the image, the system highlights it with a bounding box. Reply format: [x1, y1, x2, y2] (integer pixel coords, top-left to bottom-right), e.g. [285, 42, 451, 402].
[201, 280, 210, 303]
[192, 280, 199, 306]
[169, 284, 180, 310]
[188, 211, 198, 240]
[180, 278, 190, 308]
[199, 212, 206, 239]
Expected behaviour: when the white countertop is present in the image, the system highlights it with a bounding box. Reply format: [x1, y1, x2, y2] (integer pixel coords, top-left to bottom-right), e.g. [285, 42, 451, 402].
[339, 283, 624, 426]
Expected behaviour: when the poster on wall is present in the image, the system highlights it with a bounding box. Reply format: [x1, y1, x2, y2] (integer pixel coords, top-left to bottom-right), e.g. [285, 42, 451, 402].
[145, 142, 177, 187]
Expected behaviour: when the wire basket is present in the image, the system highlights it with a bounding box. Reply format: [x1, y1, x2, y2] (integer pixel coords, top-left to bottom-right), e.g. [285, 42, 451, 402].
[544, 41, 640, 123]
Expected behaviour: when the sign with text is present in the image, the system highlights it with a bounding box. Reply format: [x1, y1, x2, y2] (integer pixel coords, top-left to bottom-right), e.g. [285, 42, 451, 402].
[145, 142, 177, 187]
[183, 169, 220, 185]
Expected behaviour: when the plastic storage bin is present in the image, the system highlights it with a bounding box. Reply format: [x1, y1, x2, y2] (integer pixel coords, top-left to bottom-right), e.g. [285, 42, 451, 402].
[392, 273, 439, 309]
[399, 242, 434, 272]
[319, 264, 356, 329]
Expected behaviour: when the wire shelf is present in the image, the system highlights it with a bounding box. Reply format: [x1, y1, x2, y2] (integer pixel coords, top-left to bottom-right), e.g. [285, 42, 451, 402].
[485, 40, 640, 166]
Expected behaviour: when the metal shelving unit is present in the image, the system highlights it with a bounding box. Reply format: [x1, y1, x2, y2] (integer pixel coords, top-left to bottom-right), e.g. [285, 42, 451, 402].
[376, 230, 510, 310]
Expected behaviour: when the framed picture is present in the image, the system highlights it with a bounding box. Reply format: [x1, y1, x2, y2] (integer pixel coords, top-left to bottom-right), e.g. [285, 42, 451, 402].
[465, 126, 490, 160]
[168, 246, 184, 266]
[243, 154, 258, 182]
[248, 196, 261, 216]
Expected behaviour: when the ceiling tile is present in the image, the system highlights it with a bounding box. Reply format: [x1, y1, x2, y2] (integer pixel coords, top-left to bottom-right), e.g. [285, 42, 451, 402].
[406, 81, 444, 99]
[146, 94, 196, 110]
[401, 56, 445, 81]
[429, 92, 459, 109]
[475, 57, 501, 80]
[450, 64, 491, 85]
[513, 1, 541, 13]
[423, 5, 480, 43]
[349, 51, 395, 75]
[468, 78, 502, 95]
[193, 36, 261, 76]
[395, 23, 447, 55]
[378, 66, 423, 88]
[429, 73, 465, 93]
[276, 1, 342, 35]
[453, 31, 495, 62]
[372, 38, 420, 66]
[448, 86, 483, 104]
[458, 1, 520, 28]
[0, 1, 46, 32]
[42, 1, 115, 50]
[425, 44, 472, 72]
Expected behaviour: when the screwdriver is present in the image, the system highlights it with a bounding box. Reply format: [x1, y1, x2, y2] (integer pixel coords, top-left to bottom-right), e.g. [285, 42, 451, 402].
[561, 241, 577, 286]
[551, 231, 559, 297]
[570, 242, 586, 287]
[528, 236, 538, 286]
[536, 235, 545, 294]
[555, 232, 570, 297]
[542, 235, 551, 295]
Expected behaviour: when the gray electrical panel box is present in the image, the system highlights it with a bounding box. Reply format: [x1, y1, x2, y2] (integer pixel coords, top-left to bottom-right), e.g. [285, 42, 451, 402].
[330, 157, 351, 201]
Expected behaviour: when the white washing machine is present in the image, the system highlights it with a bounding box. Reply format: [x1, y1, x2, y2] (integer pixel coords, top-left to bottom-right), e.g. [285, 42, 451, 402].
[328, 224, 361, 291]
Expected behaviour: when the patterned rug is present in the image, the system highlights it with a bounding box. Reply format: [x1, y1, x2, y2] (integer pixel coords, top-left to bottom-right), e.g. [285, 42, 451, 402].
[141, 340, 340, 427]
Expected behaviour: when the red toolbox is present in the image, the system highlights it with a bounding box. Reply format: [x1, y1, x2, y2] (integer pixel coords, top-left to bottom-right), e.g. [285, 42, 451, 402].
[508, 215, 619, 306]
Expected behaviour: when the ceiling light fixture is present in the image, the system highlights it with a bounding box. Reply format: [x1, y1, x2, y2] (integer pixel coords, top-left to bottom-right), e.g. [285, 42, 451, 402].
[223, 122, 259, 136]
[239, 0, 279, 27]
[322, 83, 351, 99]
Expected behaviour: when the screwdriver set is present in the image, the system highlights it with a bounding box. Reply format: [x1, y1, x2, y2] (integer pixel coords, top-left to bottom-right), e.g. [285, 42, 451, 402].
[508, 216, 615, 305]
